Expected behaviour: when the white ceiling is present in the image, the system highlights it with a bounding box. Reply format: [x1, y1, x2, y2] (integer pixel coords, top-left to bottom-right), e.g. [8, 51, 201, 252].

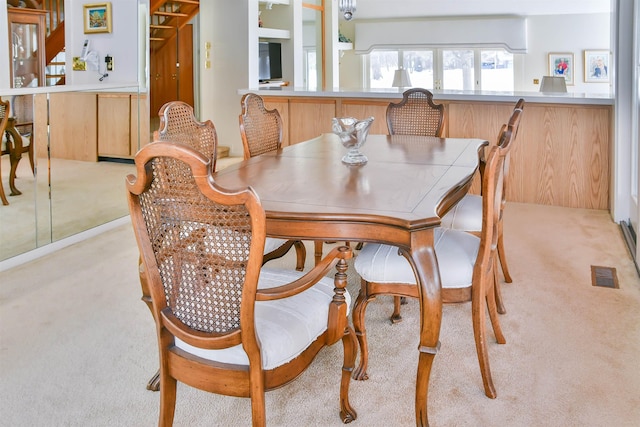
[350, 0, 612, 20]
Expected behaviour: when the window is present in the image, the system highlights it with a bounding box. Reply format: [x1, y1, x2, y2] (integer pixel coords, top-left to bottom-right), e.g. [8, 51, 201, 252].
[480, 49, 514, 91]
[366, 48, 514, 92]
[442, 49, 474, 90]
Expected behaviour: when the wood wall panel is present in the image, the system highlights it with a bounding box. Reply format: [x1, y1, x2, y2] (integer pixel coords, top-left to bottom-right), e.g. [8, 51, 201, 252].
[262, 96, 611, 210]
[98, 95, 131, 157]
[288, 99, 336, 144]
[448, 102, 610, 210]
[48, 93, 97, 161]
[340, 99, 389, 135]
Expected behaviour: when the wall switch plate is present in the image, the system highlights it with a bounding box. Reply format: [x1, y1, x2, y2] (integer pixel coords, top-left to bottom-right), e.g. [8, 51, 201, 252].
[105, 55, 114, 71]
[533, 78, 539, 84]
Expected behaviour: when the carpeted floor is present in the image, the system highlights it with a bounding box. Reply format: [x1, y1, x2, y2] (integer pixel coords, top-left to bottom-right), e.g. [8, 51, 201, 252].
[1, 202, 640, 426]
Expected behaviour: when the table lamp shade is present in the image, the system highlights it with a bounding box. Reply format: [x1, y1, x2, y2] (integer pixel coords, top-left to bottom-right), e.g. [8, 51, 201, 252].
[540, 76, 567, 93]
[392, 68, 412, 88]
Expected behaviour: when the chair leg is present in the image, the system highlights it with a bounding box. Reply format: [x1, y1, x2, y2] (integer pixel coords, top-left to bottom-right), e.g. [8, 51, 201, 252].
[146, 369, 160, 391]
[487, 267, 506, 345]
[497, 222, 513, 283]
[339, 325, 358, 423]
[493, 258, 507, 315]
[27, 135, 35, 175]
[352, 285, 372, 381]
[249, 378, 267, 427]
[472, 291, 497, 399]
[293, 240, 306, 271]
[158, 370, 177, 427]
[390, 296, 408, 323]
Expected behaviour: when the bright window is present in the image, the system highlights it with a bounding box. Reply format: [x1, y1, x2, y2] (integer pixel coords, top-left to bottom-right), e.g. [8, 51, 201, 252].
[366, 48, 514, 92]
[480, 50, 514, 91]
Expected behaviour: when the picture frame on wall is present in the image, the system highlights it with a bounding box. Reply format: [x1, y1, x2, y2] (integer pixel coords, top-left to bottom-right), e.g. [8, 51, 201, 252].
[548, 52, 574, 85]
[584, 50, 610, 83]
[84, 2, 112, 34]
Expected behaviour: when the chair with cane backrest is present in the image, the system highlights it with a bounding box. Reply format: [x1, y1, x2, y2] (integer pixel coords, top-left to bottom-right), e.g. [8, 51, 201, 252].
[352, 132, 511, 399]
[239, 93, 307, 270]
[141, 100, 306, 391]
[440, 99, 524, 314]
[154, 101, 218, 173]
[126, 141, 358, 426]
[386, 88, 445, 137]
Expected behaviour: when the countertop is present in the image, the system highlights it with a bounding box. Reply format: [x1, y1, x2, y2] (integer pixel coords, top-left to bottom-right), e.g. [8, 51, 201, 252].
[239, 87, 614, 106]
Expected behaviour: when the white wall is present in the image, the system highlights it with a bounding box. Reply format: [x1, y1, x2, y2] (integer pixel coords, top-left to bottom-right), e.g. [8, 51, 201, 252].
[200, 0, 251, 158]
[523, 13, 611, 94]
[66, 0, 140, 86]
[338, 13, 611, 94]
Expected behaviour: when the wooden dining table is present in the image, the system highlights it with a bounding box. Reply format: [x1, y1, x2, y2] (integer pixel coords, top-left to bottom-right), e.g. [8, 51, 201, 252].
[213, 132, 488, 426]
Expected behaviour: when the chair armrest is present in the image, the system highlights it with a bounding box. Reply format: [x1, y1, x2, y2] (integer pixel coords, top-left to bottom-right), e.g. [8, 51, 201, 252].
[256, 245, 353, 301]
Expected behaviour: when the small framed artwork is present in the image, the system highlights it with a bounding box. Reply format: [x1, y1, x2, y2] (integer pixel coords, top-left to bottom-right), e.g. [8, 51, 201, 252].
[584, 50, 610, 83]
[548, 52, 575, 85]
[84, 2, 112, 34]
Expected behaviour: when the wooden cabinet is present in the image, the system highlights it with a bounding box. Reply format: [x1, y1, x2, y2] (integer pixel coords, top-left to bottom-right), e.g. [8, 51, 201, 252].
[8, 8, 47, 88]
[257, 94, 612, 210]
[98, 93, 149, 158]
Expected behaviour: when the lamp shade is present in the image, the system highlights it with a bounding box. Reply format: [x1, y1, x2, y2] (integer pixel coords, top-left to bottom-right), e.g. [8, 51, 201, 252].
[392, 68, 412, 88]
[540, 76, 567, 93]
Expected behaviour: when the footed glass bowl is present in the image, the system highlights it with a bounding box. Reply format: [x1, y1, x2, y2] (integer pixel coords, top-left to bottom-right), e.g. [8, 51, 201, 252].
[332, 116, 374, 165]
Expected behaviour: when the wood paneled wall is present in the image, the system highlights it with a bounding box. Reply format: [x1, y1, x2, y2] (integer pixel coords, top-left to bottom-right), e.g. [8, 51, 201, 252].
[263, 96, 612, 210]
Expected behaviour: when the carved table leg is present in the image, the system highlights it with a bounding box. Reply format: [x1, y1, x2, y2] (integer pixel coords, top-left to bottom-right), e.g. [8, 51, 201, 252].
[403, 229, 442, 427]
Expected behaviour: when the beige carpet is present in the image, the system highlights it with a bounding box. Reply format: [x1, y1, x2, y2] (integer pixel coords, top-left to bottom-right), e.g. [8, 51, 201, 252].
[1, 203, 640, 426]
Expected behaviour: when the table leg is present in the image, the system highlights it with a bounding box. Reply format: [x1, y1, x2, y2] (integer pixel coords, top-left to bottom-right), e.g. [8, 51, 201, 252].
[404, 229, 442, 427]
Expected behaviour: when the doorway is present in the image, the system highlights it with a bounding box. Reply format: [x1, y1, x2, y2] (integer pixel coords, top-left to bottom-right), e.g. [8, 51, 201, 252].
[150, 24, 194, 119]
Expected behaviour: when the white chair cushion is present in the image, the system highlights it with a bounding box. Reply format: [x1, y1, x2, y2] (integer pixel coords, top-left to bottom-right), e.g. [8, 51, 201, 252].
[263, 237, 288, 254]
[440, 194, 482, 232]
[175, 267, 351, 370]
[354, 228, 479, 289]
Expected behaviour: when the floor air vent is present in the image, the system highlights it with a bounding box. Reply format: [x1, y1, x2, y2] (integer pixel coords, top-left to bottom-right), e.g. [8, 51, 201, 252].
[591, 266, 619, 289]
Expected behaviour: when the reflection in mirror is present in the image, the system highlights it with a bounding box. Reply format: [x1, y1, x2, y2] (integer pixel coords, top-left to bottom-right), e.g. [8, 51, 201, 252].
[0, 90, 145, 262]
[0, 94, 40, 259]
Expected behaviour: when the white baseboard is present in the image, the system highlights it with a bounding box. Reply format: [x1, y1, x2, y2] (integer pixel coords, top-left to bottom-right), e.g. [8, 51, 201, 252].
[0, 216, 131, 273]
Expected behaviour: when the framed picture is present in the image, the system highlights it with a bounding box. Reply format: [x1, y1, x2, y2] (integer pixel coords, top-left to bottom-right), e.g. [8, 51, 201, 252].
[84, 3, 112, 34]
[548, 52, 574, 85]
[584, 50, 610, 83]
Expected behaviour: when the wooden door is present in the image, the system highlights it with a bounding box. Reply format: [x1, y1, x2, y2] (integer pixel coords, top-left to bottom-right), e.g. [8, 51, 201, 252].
[150, 24, 194, 116]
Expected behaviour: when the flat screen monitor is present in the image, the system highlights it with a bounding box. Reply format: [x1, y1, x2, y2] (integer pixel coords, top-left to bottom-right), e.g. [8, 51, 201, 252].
[258, 42, 282, 82]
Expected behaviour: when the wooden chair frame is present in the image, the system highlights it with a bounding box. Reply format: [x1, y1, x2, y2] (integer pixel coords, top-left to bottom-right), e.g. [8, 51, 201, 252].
[127, 142, 358, 426]
[352, 134, 511, 399]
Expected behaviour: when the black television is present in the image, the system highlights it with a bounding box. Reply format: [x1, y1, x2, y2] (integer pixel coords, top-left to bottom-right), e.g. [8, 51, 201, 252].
[258, 42, 282, 82]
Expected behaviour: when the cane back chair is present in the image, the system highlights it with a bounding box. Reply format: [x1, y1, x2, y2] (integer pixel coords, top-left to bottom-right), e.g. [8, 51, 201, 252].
[239, 93, 307, 270]
[386, 88, 445, 137]
[126, 141, 358, 426]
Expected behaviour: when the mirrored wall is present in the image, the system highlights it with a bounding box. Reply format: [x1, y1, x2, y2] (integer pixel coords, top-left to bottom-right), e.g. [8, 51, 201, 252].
[0, 86, 147, 262]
